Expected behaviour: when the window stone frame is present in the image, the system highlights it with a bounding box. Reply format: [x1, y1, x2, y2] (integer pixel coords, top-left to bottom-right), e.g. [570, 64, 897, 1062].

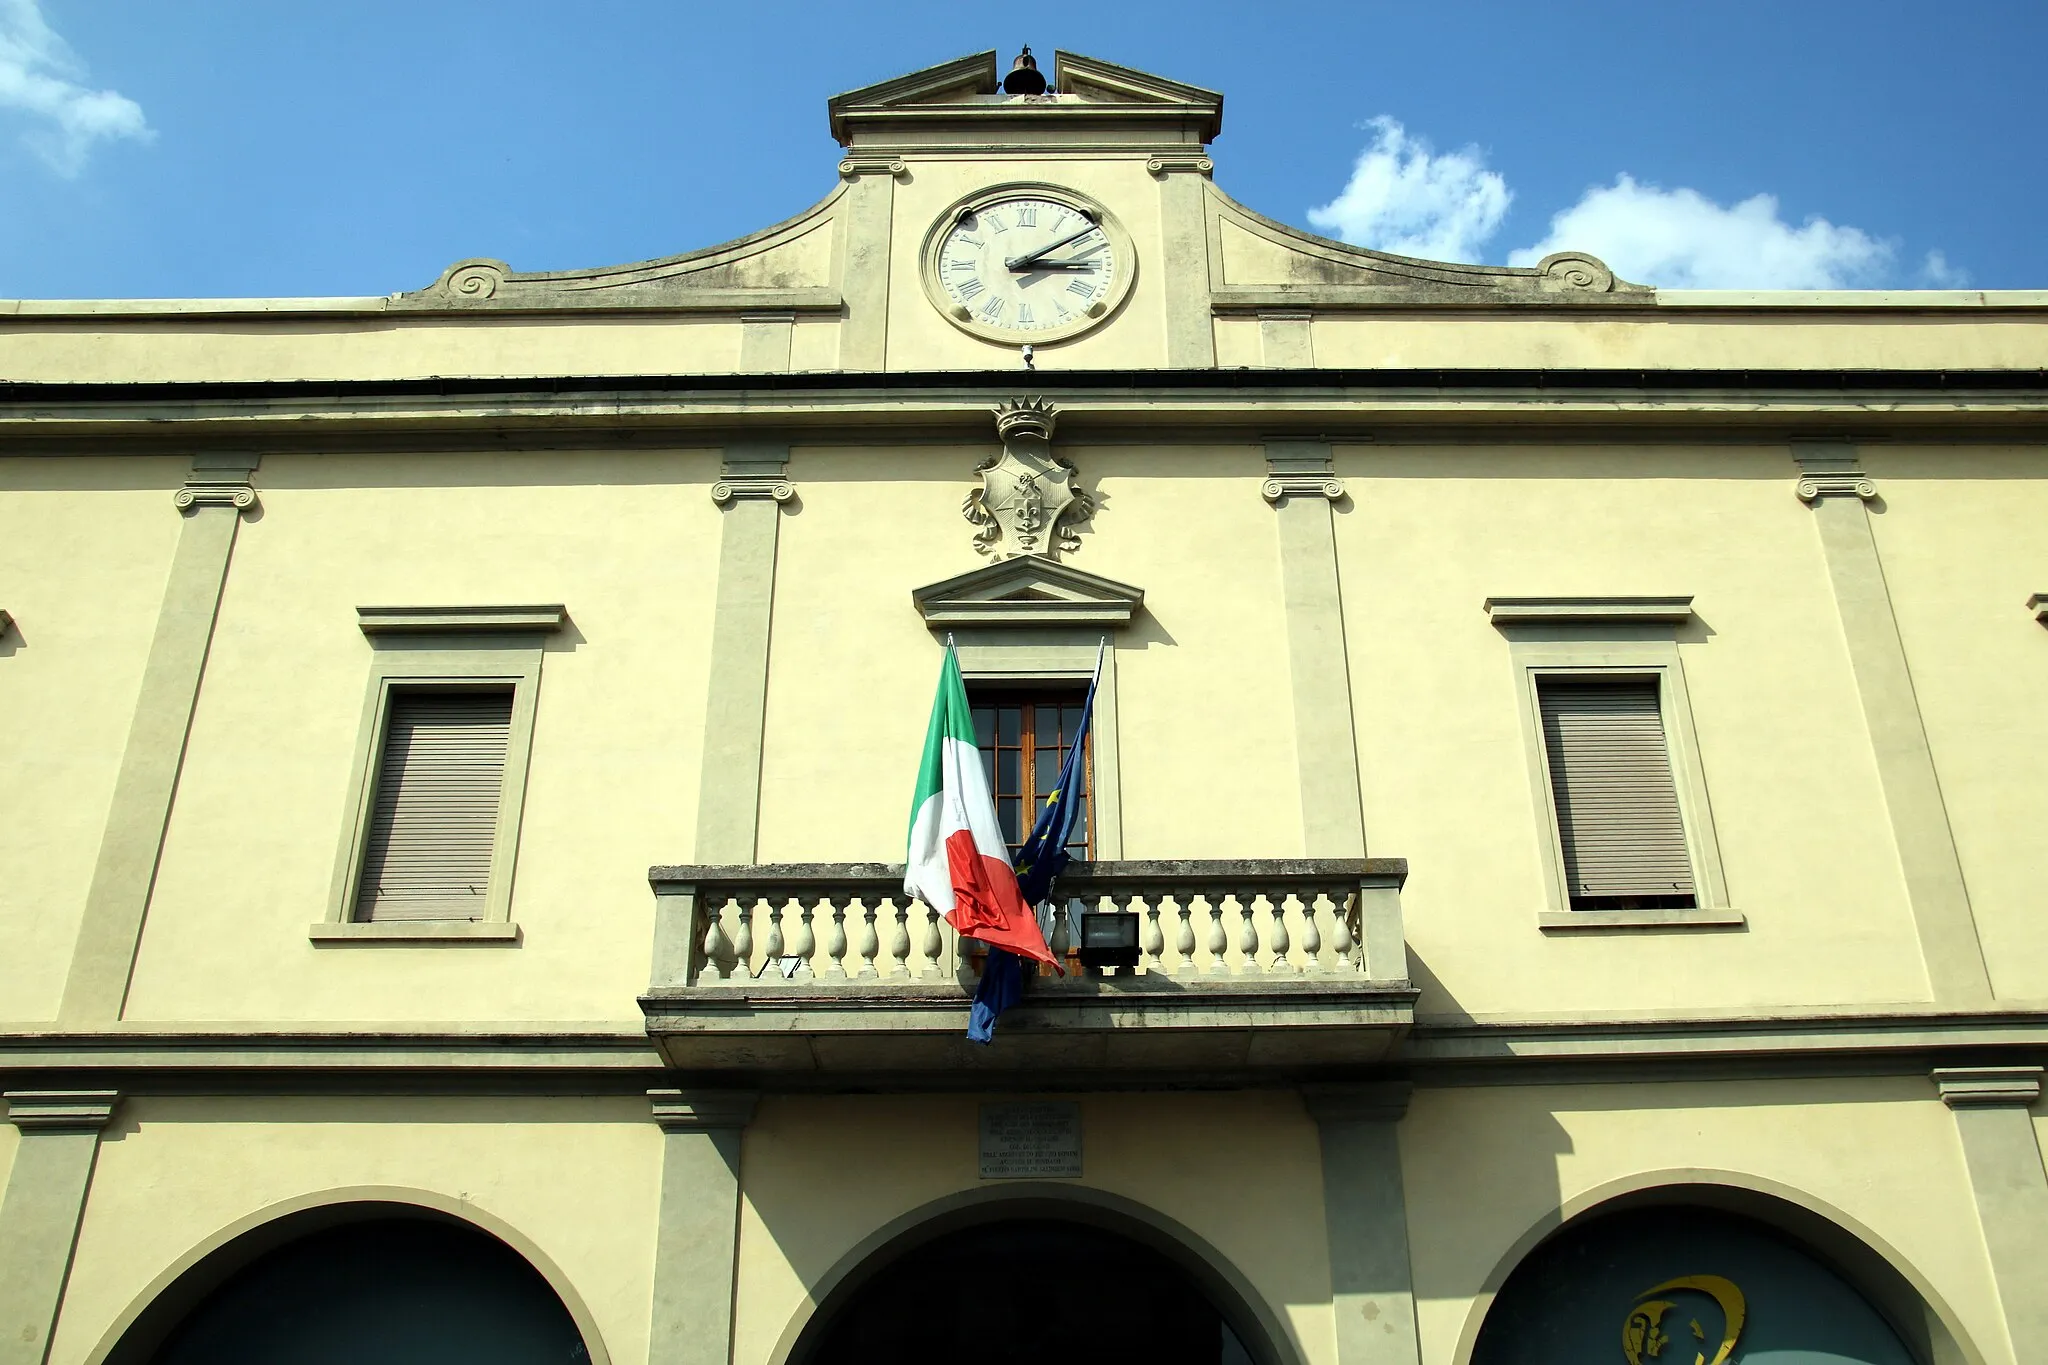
[311, 606, 564, 944]
[1487, 597, 1740, 932]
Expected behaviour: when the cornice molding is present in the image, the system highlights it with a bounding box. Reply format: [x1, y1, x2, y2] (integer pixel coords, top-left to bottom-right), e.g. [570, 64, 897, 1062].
[356, 605, 567, 635]
[1934, 1065, 2043, 1108]
[4, 1088, 119, 1133]
[1485, 595, 1697, 627]
[647, 1087, 759, 1132]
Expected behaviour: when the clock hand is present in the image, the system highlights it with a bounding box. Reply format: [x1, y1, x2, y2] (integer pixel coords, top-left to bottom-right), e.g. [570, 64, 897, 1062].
[1010, 260, 1097, 271]
[1005, 220, 1102, 271]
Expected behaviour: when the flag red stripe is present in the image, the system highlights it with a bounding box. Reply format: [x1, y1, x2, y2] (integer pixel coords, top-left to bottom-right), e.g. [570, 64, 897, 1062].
[940, 828, 1055, 965]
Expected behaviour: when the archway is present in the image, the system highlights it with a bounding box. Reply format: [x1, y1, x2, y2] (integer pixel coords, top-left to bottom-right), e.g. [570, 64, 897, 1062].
[97, 1198, 597, 1365]
[789, 1208, 1271, 1365]
[1468, 1192, 1950, 1365]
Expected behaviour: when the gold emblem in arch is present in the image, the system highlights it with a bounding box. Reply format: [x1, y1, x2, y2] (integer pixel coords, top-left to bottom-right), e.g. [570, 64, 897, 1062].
[1621, 1276, 1745, 1365]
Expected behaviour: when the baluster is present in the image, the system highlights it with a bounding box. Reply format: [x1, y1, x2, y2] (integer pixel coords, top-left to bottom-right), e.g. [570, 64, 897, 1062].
[731, 895, 754, 980]
[1206, 894, 1229, 977]
[1141, 894, 1165, 975]
[700, 894, 733, 982]
[886, 898, 912, 979]
[789, 896, 817, 980]
[1298, 891, 1322, 974]
[1175, 895, 1198, 976]
[1330, 891, 1357, 973]
[1049, 900, 1074, 972]
[856, 895, 881, 979]
[1267, 891, 1294, 974]
[824, 894, 850, 980]
[1236, 889, 1263, 975]
[919, 899, 945, 979]
[762, 897, 787, 981]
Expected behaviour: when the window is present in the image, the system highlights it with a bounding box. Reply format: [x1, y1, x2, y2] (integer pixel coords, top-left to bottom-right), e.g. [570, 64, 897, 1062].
[355, 688, 515, 922]
[316, 605, 563, 943]
[1486, 595, 1739, 931]
[1536, 677, 1696, 911]
[971, 691, 1093, 860]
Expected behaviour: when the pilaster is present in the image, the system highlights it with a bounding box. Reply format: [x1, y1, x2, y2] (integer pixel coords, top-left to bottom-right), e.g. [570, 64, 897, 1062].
[695, 444, 794, 863]
[1935, 1067, 2048, 1361]
[1793, 443, 1990, 1004]
[647, 1089, 759, 1365]
[1151, 152, 1217, 368]
[1301, 1083, 1421, 1365]
[1263, 440, 1366, 856]
[0, 1091, 119, 1365]
[60, 454, 259, 1023]
[835, 156, 904, 371]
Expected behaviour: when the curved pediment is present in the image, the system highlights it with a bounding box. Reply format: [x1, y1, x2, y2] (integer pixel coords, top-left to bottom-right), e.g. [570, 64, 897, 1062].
[913, 558, 1145, 629]
[1207, 184, 1651, 306]
[393, 185, 846, 314]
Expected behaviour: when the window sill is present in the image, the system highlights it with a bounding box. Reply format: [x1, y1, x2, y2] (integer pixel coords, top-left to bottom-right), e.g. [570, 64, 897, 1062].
[1538, 907, 1746, 932]
[309, 921, 521, 945]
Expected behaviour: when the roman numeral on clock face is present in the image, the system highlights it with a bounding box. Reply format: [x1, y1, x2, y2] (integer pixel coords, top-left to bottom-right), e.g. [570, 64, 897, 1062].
[978, 296, 1005, 322]
[956, 276, 984, 300]
[1066, 278, 1097, 299]
[984, 211, 1007, 233]
[1017, 204, 1038, 228]
[1018, 303, 1034, 326]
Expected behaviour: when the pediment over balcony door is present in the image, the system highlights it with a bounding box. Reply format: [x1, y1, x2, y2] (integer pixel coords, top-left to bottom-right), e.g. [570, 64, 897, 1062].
[911, 557, 1145, 630]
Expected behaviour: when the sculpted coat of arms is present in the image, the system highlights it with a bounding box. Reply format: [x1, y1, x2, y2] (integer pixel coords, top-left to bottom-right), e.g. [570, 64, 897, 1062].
[964, 399, 1094, 559]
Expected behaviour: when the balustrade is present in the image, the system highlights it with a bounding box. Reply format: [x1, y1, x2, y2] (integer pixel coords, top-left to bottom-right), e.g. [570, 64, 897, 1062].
[649, 860, 1407, 990]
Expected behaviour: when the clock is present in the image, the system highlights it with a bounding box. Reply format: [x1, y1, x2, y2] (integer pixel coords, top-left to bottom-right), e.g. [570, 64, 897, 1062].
[920, 184, 1135, 346]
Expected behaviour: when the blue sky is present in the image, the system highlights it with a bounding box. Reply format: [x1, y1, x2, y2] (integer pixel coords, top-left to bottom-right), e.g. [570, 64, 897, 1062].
[2, 0, 2043, 299]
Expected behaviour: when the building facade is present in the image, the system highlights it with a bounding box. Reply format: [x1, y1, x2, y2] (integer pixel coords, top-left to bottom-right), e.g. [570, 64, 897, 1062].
[3, 47, 2046, 1365]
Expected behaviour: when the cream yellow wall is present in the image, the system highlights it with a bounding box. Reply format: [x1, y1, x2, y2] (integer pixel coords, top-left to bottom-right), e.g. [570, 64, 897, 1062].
[0, 316, 754, 383]
[0, 456, 184, 1022]
[1861, 444, 2048, 1001]
[732, 1091, 1335, 1365]
[1400, 1079, 2008, 1365]
[117, 447, 722, 1024]
[46, 1095, 660, 1365]
[3, 308, 2044, 385]
[1309, 313, 2048, 372]
[754, 443, 1298, 863]
[879, 156, 1171, 373]
[1334, 442, 1933, 1018]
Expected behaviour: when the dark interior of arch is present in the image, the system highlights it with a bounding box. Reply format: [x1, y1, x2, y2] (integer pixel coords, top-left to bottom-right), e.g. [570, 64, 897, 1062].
[143, 1216, 589, 1365]
[1472, 1205, 1918, 1365]
[807, 1218, 1257, 1365]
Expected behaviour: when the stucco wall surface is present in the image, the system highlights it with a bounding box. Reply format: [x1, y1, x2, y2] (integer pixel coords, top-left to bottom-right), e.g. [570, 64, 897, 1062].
[47, 1095, 659, 1365]
[1332, 442, 1931, 1018]
[731, 1090, 1334, 1365]
[0, 456, 185, 1023]
[755, 443, 1298, 863]
[1859, 445, 2048, 1002]
[1400, 1079, 2008, 1365]
[118, 448, 722, 1024]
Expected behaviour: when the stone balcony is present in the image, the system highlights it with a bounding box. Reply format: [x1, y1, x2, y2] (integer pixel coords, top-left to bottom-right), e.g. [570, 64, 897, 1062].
[640, 859, 1415, 1079]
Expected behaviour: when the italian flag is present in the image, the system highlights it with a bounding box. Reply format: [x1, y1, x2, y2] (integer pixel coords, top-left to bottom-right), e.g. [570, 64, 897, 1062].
[905, 647, 1056, 966]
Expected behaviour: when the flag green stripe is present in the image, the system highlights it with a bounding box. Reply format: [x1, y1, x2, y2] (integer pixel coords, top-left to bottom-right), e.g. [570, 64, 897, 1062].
[908, 648, 977, 820]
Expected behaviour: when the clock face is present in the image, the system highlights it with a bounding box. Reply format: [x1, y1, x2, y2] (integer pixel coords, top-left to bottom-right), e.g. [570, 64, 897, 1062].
[922, 188, 1134, 345]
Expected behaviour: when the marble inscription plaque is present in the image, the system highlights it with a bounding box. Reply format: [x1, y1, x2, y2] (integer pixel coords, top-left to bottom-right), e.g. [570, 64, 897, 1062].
[978, 1102, 1082, 1179]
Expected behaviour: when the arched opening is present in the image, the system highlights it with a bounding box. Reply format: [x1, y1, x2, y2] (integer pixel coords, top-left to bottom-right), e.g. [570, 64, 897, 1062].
[1470, 1196, 1935, 1365]
[100, 1200, 594, 1365]
[794, 1215, 1263, 1365]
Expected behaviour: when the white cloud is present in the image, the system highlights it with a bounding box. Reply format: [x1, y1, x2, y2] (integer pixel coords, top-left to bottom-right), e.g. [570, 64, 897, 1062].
[1306, 116, 1510, 263]
[0, 0, 151, 176]
[1918, 249, 1971, 289]
[1507, 175, 1894, 289]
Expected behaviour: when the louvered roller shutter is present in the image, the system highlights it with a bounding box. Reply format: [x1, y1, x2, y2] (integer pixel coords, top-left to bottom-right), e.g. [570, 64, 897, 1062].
[1537, 678, 1697, 907]
[355, 689, 513, 922]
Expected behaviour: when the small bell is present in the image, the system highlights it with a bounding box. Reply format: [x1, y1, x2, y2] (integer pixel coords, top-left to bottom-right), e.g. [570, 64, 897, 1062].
[1002, 46, 1048, 96]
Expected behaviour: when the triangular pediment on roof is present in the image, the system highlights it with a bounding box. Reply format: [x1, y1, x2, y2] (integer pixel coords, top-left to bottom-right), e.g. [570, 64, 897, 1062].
[1055, 52, 1222, 132]
[827, 51, 998, 143]
[912, 558, 1145, 629]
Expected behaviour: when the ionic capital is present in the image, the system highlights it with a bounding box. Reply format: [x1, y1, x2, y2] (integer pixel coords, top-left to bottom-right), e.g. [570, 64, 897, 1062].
[710, 477, 795, 506]
[1262, 439, 1345, 504]
[176, 453, 261, 514]
[648, 1088, 759, 1132]
[1792, 444, 1876, 505]
[1301, 1081, 1412, 1125]
[838, 154, 908, 182]
[1146, 151, 1214, 177]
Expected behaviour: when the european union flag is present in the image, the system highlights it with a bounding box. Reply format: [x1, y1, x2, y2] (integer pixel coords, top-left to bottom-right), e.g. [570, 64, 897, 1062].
[968, 644, 1102, 1045]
